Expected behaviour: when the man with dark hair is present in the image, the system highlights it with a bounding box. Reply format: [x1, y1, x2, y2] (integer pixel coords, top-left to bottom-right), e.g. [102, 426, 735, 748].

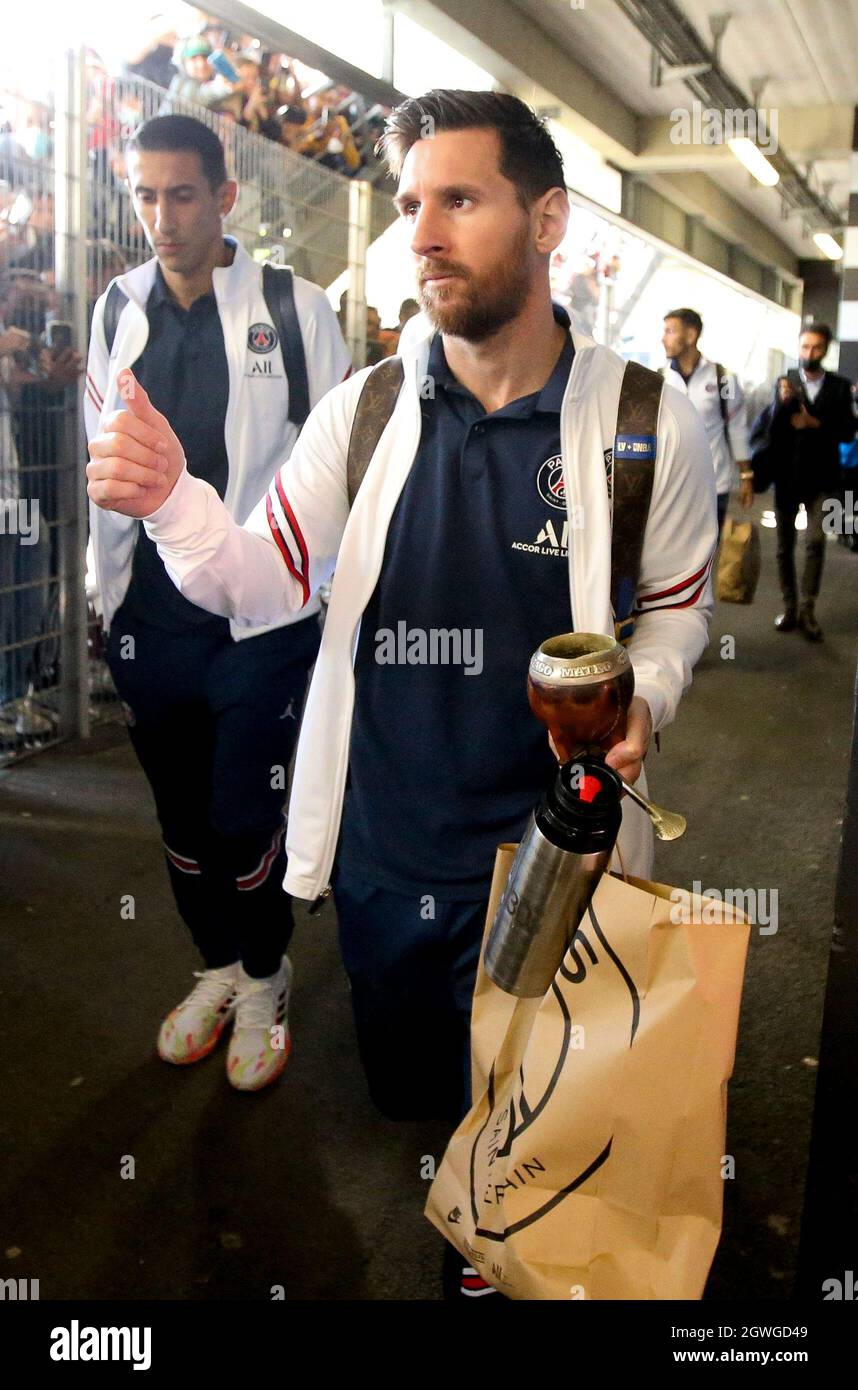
[83, 114, 350, 1091]
[664, 306, 702, 338]
[88, 91, 715, 1294]
[662, 307, 753, 531]
[377, 88, 566, 209]
[398, 297, 419, 329]
[125, 113, 227, 193]
[767, 323, 854, 640]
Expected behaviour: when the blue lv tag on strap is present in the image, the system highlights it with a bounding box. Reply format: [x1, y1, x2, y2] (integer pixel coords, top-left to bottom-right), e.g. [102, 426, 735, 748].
[614, 433, 657, 461]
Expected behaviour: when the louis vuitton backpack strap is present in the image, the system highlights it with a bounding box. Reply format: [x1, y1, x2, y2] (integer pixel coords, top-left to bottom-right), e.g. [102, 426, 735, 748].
[611, 359, 664, 644]
[346, 356, 406, 506]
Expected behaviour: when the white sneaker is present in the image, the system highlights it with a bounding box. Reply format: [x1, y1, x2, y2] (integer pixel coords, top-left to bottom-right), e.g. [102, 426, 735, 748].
[157, 963, 240, 1065]
[10, 694, 56, 738]
[227, 956, 292, 1092]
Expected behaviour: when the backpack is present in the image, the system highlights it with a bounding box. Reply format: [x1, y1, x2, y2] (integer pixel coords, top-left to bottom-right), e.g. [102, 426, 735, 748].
[714, 361, 732, 459]
[101, 261, 310, 428]
[345, 354, 664, 645]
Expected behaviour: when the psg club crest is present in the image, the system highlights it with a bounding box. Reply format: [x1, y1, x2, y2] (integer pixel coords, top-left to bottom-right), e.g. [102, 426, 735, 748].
[247, 322, 278, 354]
[536, 455, 566, 511]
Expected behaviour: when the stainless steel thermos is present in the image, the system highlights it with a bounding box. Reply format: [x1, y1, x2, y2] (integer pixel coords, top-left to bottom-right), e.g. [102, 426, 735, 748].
[483, 754, 624, 997]
[483, 632, 631, 998]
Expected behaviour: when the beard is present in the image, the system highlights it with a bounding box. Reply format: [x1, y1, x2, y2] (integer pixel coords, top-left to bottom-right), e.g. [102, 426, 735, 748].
[417, 222, 533, 342]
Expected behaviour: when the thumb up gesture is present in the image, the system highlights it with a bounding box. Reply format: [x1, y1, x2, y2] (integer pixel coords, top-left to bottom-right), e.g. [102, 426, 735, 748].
[87, 372, 185, 517]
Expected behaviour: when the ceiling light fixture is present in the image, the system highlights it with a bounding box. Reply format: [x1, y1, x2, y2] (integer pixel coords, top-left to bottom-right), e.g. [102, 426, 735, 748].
[812, 231, 843, 260]
[727, 137, 780, 187]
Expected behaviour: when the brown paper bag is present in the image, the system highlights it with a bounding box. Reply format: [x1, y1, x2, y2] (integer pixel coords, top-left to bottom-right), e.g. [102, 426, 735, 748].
[425, 847, 750, 1300]
[716, 517, 761, 603]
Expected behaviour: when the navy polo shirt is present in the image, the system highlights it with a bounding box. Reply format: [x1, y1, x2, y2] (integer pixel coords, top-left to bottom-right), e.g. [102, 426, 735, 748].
[120, 261, 231, 631]
[338, 307, 577, 899]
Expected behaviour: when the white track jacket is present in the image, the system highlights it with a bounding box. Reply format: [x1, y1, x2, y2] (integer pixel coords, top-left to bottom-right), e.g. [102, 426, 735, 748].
[83, 237, 352, 638]
[662, 355, 750, 497]
[141, 318, 718, 897]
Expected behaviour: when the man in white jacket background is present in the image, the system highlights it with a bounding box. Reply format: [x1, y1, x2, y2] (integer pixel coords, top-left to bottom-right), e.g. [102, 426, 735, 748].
[84, 115, 351, 1093]
[661, 306, 754, 531]
[88, 91, 717, 1286]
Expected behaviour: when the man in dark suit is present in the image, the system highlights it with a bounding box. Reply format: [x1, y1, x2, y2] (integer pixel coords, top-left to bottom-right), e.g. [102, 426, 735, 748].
[770, 324, 855, 641]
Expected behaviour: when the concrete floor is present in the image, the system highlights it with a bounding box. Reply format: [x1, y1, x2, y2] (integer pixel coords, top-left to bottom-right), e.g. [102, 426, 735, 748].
[1, 507, 856, 1301]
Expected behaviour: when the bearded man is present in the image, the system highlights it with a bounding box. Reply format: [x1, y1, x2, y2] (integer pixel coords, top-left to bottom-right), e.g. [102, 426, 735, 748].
[87, 90, 716, 1296]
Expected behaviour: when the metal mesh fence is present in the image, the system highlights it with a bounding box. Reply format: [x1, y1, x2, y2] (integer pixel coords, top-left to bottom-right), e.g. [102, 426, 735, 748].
[1, 55, 389, 769]
[1, 84, 81, 767]
[89, 67, 362, 290]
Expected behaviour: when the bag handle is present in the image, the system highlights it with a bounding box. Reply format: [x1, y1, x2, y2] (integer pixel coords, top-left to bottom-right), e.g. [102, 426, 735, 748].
[612, 837, 631, 884]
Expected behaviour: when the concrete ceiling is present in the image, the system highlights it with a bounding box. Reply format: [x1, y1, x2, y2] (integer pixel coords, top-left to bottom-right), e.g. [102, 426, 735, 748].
[512, 0, 857, 260]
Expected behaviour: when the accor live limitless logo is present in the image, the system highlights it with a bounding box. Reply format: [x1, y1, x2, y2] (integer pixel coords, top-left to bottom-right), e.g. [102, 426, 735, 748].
[50, 1320, 152, 1371]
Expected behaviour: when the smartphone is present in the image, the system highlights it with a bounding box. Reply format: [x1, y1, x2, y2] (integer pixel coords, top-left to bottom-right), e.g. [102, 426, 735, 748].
[45, 320, 73, 356]
[209, 49, 238, 83]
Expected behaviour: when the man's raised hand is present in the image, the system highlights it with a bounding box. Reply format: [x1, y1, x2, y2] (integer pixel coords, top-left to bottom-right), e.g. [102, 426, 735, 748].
[87, 371, 185, 518]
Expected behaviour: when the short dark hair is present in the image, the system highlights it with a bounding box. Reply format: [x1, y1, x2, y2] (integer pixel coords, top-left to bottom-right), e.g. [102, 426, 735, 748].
[665, 307, 703, 337]
[376, 89, 565, 210]
[801, 321, 832, 349]
[125, 114, 228, 192]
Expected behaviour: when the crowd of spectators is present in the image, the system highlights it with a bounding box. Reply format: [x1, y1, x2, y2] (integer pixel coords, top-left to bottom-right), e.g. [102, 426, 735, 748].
[1, 17, 391, 309]
[0, 6, 395, 394]
[0, 4, 393, 762]
[0, 16, 395, 757]
[1, 98, 91, 755]
[337, 294, 419, 364]
[1, 14, 389, 284]
[0, 260, 82, 756]
[131, 15, 387, 178]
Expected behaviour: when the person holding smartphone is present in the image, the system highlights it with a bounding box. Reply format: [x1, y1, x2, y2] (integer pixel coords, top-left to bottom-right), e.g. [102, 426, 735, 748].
[234, 53, 282, 140]
[0, 274, 79, 742]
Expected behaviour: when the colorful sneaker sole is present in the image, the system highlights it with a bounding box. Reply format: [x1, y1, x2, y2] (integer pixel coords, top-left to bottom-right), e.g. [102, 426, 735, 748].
[157, 1013, 231, 1067]
[227, 1034, 292, 1092]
